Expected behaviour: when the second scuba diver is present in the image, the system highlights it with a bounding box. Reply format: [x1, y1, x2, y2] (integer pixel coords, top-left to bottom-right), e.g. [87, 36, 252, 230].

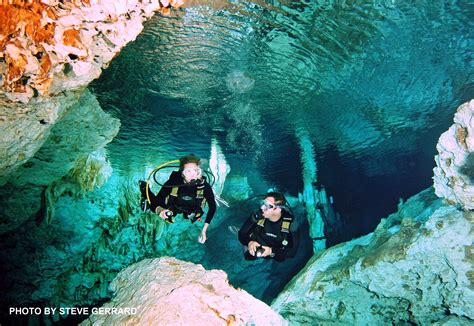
[238, 192, 298, 261]
[140, 154, 216, 243]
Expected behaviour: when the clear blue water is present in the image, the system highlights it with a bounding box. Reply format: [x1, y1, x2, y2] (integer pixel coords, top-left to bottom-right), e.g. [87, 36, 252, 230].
[87, 0, 473, 305]
[91, 0, 473, 236]
[0, 1, 473, 323]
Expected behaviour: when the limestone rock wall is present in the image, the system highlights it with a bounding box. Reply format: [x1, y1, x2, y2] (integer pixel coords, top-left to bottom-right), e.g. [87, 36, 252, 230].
[0, 90, 119, 233]
[7, 90, 118, 187]
[0, 89, 123, 312]
[0, 0, 183, 181]
[272, 188, 474, 325]
[80, 257, 287, 326]
[434, 99, 474, 210]
[0, 90, 80, 184]
[1, 174, 199, 311]
[0, 0, 183, 103]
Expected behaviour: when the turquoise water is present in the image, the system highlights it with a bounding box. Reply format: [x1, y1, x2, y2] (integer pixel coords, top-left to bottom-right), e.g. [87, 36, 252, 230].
[88, 0, 473, 305]
[91, 0, 473, 235]
[0, 1, 472, 323]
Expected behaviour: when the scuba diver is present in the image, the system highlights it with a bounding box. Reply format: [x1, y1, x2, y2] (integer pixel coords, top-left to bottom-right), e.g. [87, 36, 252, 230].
[238, 192, 298, 261]
[140, 154, 216, 243]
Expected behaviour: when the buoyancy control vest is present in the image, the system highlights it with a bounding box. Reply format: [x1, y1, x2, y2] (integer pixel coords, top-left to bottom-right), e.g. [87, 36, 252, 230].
[165, 173, 207, 214]
[253, 211, 293, 247]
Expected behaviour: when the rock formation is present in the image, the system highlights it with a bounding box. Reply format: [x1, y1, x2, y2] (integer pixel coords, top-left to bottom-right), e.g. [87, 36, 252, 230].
[1, 2, 471, 325]
[0, 0, 183, 181]
[80, 257, 287, 325]
[434, 99, 474, 210]
[272, 188, 474, 324]
[0, 0, 184, 103]
[0, 89, 119, 231]
[273, 102, 474, 324]
[0, 3, 184, 306]
[0, 90, 123, 314]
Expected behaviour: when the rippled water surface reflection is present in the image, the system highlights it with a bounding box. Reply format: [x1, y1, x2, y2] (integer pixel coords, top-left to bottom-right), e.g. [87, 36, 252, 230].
[91, 0, 472, 235]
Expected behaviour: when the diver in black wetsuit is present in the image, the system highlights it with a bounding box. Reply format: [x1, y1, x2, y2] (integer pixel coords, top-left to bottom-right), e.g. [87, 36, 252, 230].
[140, 155, 216, 243]
[238, 192, 298, 261]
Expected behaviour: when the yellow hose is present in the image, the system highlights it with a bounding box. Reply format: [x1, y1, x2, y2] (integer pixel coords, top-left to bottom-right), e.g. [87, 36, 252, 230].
[145, 159, 180, 205]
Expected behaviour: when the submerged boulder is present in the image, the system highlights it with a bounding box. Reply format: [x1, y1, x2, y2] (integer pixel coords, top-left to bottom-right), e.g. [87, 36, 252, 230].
[81, 257, 287, 326]
[272, 188, 474, 325]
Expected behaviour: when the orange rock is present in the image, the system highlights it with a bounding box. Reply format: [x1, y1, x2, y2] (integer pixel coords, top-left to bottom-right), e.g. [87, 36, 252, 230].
[46, 6, 58, 20]
[11, 81, 27, 93]
[0, 2, 55, 50]
[171, 0, 185, 8]
[35, 23, 56, 45]
[455, 126, 467, 149]
[0, 0, 179, 100]
[159, 7, 171, 15]
[40, 52, 52, 76]
[63, 29, 80, 47]
[33, 74, 53, 96]
[62, 28, 87, 58]
[5, 64, 23, 87]
[6, 51, 27, 83]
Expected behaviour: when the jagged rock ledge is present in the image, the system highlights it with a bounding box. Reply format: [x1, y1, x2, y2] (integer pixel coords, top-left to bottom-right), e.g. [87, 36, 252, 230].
[0, 0, 183, 103]
[271, 101, 474, 325]
[0, 0, 183, 182]
[434, 99, 474, 210]
[0, 89, 120, 233]
[272, 188, 474, 325]
[80, 257, 287, 325]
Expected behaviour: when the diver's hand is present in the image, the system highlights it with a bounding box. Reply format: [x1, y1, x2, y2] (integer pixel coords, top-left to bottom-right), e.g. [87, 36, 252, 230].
[248, 241, 261, 256]
[260, 246, 273, 257]
[198, 223, 209, 243]
[158, 209, 172, 219]
[198, 230, 207, 244]
[155, 206, 165, 216]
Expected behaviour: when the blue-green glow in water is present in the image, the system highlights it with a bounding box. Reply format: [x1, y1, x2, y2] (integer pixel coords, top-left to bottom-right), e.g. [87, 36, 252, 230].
[91, 0, 472, 234]
[1, 2, 472, 323]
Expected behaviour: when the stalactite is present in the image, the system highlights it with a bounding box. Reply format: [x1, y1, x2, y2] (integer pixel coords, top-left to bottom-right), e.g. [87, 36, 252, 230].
[68, 150, 112, 192]
[296, 127, 326, 253]
[210, 137, 231, 197]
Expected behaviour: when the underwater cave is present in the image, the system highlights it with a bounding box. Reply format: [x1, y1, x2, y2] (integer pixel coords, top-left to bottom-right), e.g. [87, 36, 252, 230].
[0, 1, 473, 325]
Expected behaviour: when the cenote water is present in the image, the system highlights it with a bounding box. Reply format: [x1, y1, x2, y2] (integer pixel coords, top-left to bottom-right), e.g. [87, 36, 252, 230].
[0, 1, 472, 324]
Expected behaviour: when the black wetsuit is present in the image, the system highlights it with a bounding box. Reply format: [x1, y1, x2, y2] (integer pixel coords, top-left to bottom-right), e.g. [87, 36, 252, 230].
[147, 171, 216, 224]
[238, 210, 298, 261]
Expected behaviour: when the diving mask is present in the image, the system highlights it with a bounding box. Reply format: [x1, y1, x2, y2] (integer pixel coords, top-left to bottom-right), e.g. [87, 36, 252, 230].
[182, 167, 202, 181]
[260, 200, 280, 211]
